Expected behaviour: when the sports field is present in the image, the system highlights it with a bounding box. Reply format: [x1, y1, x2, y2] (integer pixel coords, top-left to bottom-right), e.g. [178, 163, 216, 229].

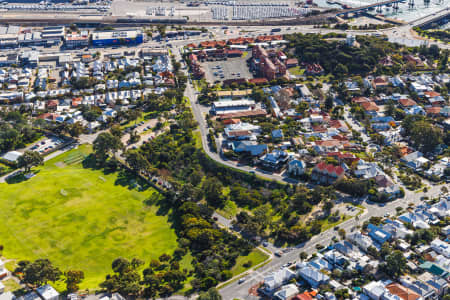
[0, 145, 178, 289]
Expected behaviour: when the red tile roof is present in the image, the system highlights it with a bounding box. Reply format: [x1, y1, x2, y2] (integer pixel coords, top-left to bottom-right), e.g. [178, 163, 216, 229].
[424, 91, 440, 98]
[399, 98, 417, 107]
[361, 101, 379, 111]
[386, 283, 421, 300]
[315, 161, 344, 176]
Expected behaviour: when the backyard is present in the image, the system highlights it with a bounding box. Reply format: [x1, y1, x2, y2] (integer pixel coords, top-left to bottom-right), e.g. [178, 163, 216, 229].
[0, 145, 179, 290]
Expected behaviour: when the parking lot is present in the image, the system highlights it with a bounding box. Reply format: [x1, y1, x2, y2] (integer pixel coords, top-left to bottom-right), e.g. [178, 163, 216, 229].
[28, 136, 64, 155]
[200, 57, 253, 84]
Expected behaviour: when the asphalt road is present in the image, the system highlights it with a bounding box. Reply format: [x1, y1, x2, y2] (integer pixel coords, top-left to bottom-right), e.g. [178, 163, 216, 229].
[177, 47, 449, 300]
[219, 184, 445, 300]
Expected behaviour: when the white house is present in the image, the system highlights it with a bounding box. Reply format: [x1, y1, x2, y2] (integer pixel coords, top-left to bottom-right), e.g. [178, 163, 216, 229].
[442, 225, 450, 236]
[363, 281, 387, 300]
[0, 292, 15, 300]
[297, 265, 330, 288]
[262, 268, 296, 293]
[273, 284, 299, 300]
[348, 232, 374, 251]
[1, 151, 22, 163]
[431, 239, 450, 258]
[36, 285, 59, 300]
[288, 159, 306, 176]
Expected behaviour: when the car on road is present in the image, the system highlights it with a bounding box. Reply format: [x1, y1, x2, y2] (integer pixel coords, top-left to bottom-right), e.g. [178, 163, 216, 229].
[384, 213, 390, 217]
[262, 241, 268, 247]
[274, 251, 282, 257]
[238, 277, 247, 284]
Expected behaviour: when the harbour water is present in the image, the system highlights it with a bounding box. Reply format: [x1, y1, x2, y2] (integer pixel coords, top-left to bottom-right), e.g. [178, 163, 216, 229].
[315, 0, 450, 23]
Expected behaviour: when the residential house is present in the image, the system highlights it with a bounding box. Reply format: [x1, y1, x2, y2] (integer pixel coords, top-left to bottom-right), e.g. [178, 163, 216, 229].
[230, 141, 268, 157]
[431, 239, 450, 258]
[385, 283, 421, 300]
[311, 162, 345, 184]
[372, 76, 389, 89]
[400, 275, 437, 300]
[259, 150, 289, 170]
[401, 152, 429, 170]
[274, 284, 299, 300]
[36, 285, 59, 300]
[363, 281, 388, 300]
[0, 259, 7, 278]
[262, 268, 296, 294]
[399, 211, 430, 229]
[224, 122, 261, 140]
[399, 98, 417, 108]
[348, 232, 374, 251]
[417, 272, 448, 296]
[382, 220, 413, 239]
[367, 223, 392, 246]
[442, 225, 450, 236]
[297, 265, 330, 288]
[272, 129, 284, 140]
[361, 101, 380, 115]
[288, 159, 306, 176]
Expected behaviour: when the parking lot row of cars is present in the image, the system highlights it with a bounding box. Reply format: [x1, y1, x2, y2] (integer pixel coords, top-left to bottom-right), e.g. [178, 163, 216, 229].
[30, 137, 63, 154]
[212, 65, 241, 79]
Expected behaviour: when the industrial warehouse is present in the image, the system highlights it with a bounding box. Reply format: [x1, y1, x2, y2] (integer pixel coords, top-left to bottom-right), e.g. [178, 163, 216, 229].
[91, 30, 143, 47]
[0, 26, 144, 49]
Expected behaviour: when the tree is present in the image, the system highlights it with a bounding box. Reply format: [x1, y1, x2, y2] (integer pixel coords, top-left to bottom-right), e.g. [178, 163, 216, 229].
[202, 177, 224, 207]
[334, 63, 348, 78]
[299, 252, 308, 260]
[142, 274, 160, 298]
[198, 287, 222, 300]
[65, 270, 84, 293]
[93, 132, 124, 162]
[68, 122, 85, 138]
[409, 121, 442, 153]
[383, 250, 407, 278]
[127, 109, 142, 125]
[18, 151, 43, 173]
[325, 92, 334, 111]
[16, 259, 61, 287]
[125, 150, 150, 174]
[100, 257, 141, 296]
[110, 125, 123, 138]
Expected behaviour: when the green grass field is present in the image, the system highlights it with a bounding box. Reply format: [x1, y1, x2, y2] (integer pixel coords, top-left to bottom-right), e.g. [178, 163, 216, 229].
[0, 145, 179, 290]
[230, 249, 268, 276]
[288, 66, 305, 76]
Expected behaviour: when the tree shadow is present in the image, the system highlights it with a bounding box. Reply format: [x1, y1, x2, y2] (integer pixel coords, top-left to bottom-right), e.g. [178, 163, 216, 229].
[114, 169, 152, 192]
[5, 170, 41, 184]
[82, 153, 100, 170]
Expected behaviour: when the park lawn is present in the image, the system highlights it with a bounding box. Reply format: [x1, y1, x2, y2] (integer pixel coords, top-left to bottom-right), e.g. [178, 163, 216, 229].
[318, 214, 352, 232]
[216, 199, 238, 219]
[0, 145, 179, 290]
[230, 249, 268, 276]
[288, 66, 305, 76]
[120, 111, 156, 130]
[2, 278, 22, 293]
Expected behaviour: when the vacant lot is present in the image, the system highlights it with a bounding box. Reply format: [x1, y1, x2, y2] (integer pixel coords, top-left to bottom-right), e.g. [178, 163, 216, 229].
[0, 145, 178, 289]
